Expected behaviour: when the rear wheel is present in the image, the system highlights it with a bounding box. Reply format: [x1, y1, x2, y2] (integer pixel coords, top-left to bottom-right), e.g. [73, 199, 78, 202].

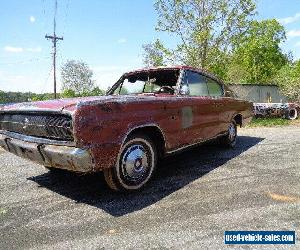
[104, 134, 157, 191]
[220, 121, 237, 148]
[285, 108, 298, 120]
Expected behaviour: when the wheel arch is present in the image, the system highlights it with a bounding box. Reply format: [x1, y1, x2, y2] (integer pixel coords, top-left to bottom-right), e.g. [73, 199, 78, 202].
[122, 124, 166, 158]
[232, 113, 243, 127]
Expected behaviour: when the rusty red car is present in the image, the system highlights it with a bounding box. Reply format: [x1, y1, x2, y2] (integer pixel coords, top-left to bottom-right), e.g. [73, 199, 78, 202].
[0, 66, 253, 191]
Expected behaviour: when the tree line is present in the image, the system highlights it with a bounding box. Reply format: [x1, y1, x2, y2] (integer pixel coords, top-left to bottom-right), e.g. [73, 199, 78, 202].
[142, 0, 300, 102]
[0, 91, 57, 104]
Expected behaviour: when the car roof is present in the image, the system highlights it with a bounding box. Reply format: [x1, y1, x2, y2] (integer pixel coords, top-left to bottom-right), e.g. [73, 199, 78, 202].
[124, 65, 223, 84]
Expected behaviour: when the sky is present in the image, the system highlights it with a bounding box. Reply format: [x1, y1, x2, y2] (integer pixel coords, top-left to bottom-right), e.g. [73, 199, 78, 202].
[0, 0, 300, 93]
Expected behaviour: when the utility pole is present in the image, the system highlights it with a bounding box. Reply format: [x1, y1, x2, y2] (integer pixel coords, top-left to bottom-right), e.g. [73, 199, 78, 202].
[45, 0, 63, 99]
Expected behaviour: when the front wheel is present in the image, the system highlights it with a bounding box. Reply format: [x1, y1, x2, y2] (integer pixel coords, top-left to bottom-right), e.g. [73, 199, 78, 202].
[104, 134, 157, 191]
[220, 121, 237, 148]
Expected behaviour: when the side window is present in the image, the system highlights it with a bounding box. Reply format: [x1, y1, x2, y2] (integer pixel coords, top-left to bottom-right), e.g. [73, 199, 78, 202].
[185, 71, 209, 96]
[206, 78, 223, 97]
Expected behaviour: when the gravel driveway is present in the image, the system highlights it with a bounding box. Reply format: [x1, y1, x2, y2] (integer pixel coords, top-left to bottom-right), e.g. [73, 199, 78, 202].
[0, 126, 299, 249]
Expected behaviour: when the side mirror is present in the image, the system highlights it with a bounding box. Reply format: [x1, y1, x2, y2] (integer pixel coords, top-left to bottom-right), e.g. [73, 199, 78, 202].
[225, 90, 237, 98]
[225, 90, 231, 96]
[180, 85, 190, 95]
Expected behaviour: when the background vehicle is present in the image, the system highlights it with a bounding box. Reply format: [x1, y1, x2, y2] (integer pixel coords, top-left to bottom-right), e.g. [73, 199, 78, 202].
[253, 102, 299, 120]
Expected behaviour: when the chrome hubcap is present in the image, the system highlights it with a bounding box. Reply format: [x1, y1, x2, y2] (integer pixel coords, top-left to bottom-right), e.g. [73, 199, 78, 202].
[121, 144, 149, 180]
[228, 123, 236, 141]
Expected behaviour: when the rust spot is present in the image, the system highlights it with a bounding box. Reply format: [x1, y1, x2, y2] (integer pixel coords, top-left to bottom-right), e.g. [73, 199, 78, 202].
[66, 159, 76, 171]
[98, 102, 123, 113]
[99, 103, 113, 112]
[92, 125, 103, 131]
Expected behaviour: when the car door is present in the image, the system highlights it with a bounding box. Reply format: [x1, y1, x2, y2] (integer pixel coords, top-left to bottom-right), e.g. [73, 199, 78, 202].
[179, 70, 220, 144]
[205, 76, 228, 134]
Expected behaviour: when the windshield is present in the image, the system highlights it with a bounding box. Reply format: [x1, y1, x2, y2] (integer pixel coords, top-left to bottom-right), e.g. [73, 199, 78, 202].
[110, 69, 180, 95]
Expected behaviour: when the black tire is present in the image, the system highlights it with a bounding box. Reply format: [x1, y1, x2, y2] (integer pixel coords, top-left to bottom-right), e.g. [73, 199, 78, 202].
[285, 108, 298, 120]
[220, 121, 237, 148]
[103, 134, 157, 191]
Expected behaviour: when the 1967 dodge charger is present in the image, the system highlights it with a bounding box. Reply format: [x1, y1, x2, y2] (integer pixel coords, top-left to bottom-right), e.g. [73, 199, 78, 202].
[0, 66, 253, 191]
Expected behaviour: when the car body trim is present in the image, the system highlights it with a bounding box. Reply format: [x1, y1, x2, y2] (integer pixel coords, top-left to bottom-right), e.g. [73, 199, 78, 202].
[0, 130, 75, 146]
[166, 132, 227, 154]
[0, 133, 93, 172]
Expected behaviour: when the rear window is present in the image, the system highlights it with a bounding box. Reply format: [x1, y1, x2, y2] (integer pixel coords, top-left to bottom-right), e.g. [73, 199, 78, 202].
[206, 78, 223, 97]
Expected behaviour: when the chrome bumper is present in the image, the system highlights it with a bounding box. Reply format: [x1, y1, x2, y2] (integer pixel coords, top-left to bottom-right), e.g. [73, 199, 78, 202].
[0, 133, 94, 172]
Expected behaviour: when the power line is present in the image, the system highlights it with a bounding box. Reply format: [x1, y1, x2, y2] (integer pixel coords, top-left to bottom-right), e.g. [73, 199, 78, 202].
[41, 64, 54, 94]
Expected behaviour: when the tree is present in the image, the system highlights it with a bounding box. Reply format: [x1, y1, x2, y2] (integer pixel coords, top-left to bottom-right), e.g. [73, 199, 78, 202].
[274, 60, 300, 102]
[227, 19, 288, 83]
[88, 87, 104, 96]
[61, 86, 105, 98]
[31, 93, 57, 101]
[0, 91, 57, 103]
[61, 89, 76, 98]
[146, 0, 256, 74]
[142, 39, 166, 67]
[61, 60, 95, 95]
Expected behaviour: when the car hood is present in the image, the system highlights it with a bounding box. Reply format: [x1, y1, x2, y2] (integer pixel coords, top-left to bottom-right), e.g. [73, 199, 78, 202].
[0, 96, 123, 113]
[0, 95, 160, 113]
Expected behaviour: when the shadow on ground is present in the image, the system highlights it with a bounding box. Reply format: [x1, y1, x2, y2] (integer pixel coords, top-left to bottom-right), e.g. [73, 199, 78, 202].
[28, 136, 264, 216]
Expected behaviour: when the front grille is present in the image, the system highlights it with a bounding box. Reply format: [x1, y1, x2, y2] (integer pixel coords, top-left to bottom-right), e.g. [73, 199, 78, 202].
[0, 112, 73, 141]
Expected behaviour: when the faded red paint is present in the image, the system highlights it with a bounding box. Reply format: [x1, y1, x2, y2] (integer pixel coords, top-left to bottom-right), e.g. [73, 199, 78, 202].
[70, 94, 253, 171]
[0, 66, 253, 172]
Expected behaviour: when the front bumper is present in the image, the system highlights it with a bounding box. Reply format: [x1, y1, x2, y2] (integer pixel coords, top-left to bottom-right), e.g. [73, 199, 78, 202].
[0, 133, 94, 172]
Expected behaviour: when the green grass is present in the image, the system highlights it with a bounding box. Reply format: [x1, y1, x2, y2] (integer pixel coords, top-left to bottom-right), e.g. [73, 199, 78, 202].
[248, 117, 291, 127]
